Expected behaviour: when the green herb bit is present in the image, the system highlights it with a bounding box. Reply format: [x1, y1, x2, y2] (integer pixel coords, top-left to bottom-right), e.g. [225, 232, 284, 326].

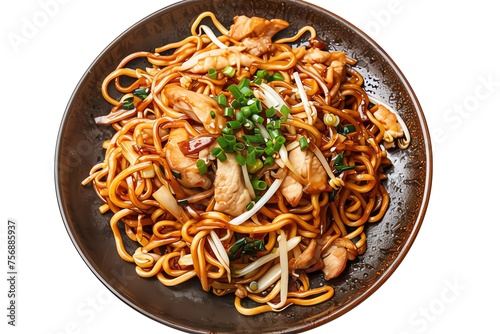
[251, 179, 268, 191]
[208, 68, 218, 79]
[121, 97, 135, 110]
[228, 84, 243, 99]
[211, 147, 227, 162]
[132, 88, 149, 99]
[215, 94, 227, 107]
[256, 69, 269, 79]
[196, 159, 208, 174]
[265, 107, 277, 118]
[270, 72, 284, 81]
[234, 142, 246, 152]
[274, 135, 286, 151]
[340, 124, 356, 135]
[334, 165, 356, 172]
[235, 153, 246, 166]
[223, 107, 234, 118]
[210, 110, 216, 119]
[247, 159, 263, 174]
[246, 201, 255, 211]
[280, 105, 291, 119]
[264, 156, 275, 166]
[216, 135, 236, 153]
[299, 136, 309, 150]
[222, 65, 236, 77]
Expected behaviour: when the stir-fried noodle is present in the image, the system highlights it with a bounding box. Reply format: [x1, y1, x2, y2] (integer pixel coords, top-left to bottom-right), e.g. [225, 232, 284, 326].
[82, 12, 410, 315]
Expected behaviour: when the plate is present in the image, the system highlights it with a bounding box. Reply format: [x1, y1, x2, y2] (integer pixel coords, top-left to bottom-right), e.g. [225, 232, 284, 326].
[55, 0, 432, 332]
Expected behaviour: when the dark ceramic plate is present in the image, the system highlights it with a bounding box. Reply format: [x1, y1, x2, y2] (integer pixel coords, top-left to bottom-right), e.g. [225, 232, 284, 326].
[55, 0, 432, 333]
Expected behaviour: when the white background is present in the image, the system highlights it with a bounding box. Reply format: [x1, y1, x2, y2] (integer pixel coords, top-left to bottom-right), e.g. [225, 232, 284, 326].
[1, 0, 499, 333]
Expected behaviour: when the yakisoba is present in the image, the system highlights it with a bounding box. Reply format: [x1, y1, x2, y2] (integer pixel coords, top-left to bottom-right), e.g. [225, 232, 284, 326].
[82, 12, 410, 315]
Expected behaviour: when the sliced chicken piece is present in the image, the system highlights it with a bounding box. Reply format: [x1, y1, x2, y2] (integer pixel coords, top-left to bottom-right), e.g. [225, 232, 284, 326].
[189, 50, 256, 73]
[228, 15, 289, 56]
[289, 239, 322, 270]
[321, 246, 348, 280]
[163, 84, 226, 134]
[280, 145, 329, 207]
[373, 104, 404, 140]
[165, 128, 213, 190]
[229, 15, 289, 41]
[213, 153, 252, 217]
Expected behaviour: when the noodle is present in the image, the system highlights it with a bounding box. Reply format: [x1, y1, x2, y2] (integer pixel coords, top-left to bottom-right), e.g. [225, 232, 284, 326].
[82, 12, 410, 315]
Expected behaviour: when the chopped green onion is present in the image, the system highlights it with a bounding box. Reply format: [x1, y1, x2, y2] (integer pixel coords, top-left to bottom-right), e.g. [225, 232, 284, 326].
[243, 119, 254, 130]
[238, 78, 253, 97]
[266, 119, 281, 130]
[231, 99, 242, 109]
[340, 124, 356, 135]
[122, 97, 135, 110]
[196, 159, 208, 174]
[223, 107, 234, 117]
[251, 179, 268, 191]
[215, 94, 227, 107]
[333, 152, 344, 166]
[210, 110, 216, 119]
[268, 129, 280, 140]
[235, 153, 247, 166]
[246, 146, 256, 165]
[221, 127, 233, 135]
[247, 160, 263, 173]
[280, 105, 290, 119]
[251, 114, 264, 124]
[253, 77, 263, 85]
[265, 107, 276, 118]
[270, 72, 284, 81]
[226, 120, 242, 130]
[208, 68, 217, 79]
[222, 65, 236, 77]
[256, 69, 269, 78]
[234, 142, 245, 152]
[299, 136, 309, 150]
[274, 135, 286, 151]
[235, 110, 245, 123]
[334, 165, 355, 172]
[264, 146, 275, 156]
[249, 98, 262, 112]
[211, 147, 227, 162]
[254, 146, 265, 157]
[228, 84, 243, 99]
[241, 106, 252, 117]
[239, 85, 253, 97]
[133, 88, 149, 99]
[246, 201, 255, 211]
[264, 156, 275, 166]
[243, 134, 266, 145]
[216, 135, 236, 153]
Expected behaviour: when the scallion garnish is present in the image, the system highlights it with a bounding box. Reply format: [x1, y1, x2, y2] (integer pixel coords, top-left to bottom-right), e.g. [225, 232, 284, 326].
[208, 68, 217, 79]
[196, 159, 208, 174]
[251, 179, 268, 191]
[132, 88, 149, 99]
[122, 97, 135, 110]
[222, 65, 236, 77]
[299, 136, 309, 150]
[211, 147, 227, 162]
